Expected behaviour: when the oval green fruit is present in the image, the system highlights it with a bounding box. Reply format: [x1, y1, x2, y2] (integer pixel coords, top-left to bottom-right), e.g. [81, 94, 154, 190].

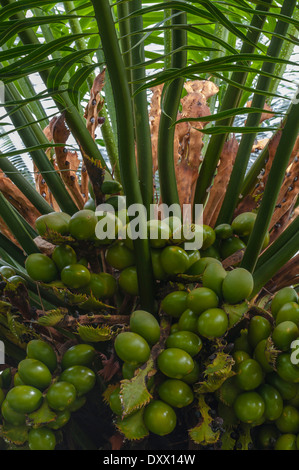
[266, 372, 297, 401]
[118, 266, 139, 296]
[147, 220, 171, 248]
[6, 385, 43, 413]
[151, 249, 167, 281]
[114, 332, 150, 363]
[61, 344, 96, 370]
[197, 308, 228, 338]
[214, 223, 233, 240]
[202, 225, 216, 250]
[235, 359, 263, 391]
[109, 386, 122, 415]
[276, 302, 299, 326]
[220, 237, 246, 260]
[158, 379, 194, 408]
[101, 180, 123, 195]
[0, 266, 16, 279]
[25, 253, 58, 283]
[257, 383, 283, 421]
[143, 400, 177, 436]
[231, 212, 257, 237]
[275, 405, 299, 434]
[59, 366, 96, 397]
[35, 212, 71, 237]
[28, 427, 56, 450]
[233, 391, 265, 424]
[248, 315, 272, 350]
[160, 246, 189, 275]
[222, 268, 254, 304]
[1, 399, 26, 426]
[202, 262, 227, 298]
[181, 361, 200, 384]
[187, 287, 219, 315]
[69, 209, 97, 240]
[276, 353, 299, 383]
[106, 242, 135, 270]
[157, 348, 194, 379]
[166, 331, 202, 357]
[18, 358, 52, 391]
[253, 339, 274, 373]
[178, 309, 198, 333]
[271, 287, 298, 318]
[130, 310, 160, 346]
[61, 264, 91, 289]
[272, 321, 299, 351]
[46, 381, 77, 411]
[26, 339, 57, 373]
[161, 291, 188, 318]
[185, 257, 221, 276]
[52, 244, 77, 271]
[275, 434, 297, 451]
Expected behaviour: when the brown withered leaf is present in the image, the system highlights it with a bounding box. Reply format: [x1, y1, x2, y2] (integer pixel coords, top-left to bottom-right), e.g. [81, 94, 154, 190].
[98, 352, 120, 382]
[264, 253, 299, 293]
[0, 171, 41, 227]
[149, 84, 164, 175]
[175, 80, 219, 208]
[234, 129, 283, 217]
[252, 138, 269, 151]
[269, 143, 299, 237]
[84, 69, 106, 140]
[109, 433, 125, 451]
[52, 114, 85, 208]
[33, 236, 56, 256]
[246, 101, 274, 123]
[204, 137, 239, 227]
[82, 70, 107, 205]
[0, 216, 21, 247]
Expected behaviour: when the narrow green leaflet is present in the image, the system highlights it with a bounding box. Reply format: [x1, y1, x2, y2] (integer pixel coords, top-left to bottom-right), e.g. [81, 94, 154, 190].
[223, 301, 250, 328]
[27, 399, 57, 427]
[0, 423, 28, 446]
[120, 358, 154, 417]
[195, 351, 235, 394]
[37, 309, 67, 327]
[236, 423, 253, 450]
[77, 324, 114, 342]
[47, 49, 98, 91]
[116, 408, 149, 441]
[189, 395, 220, 446]
[221, 430, 237, 450]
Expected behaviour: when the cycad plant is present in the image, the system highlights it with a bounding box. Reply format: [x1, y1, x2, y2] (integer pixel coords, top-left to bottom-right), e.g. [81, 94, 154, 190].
[0, 0, 298, 451]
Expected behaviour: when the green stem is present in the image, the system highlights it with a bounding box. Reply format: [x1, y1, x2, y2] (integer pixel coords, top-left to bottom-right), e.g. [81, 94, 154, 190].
[241, 91, 299, 272]
[129, 0, 153, 214]
[116, 1, 132, 86]
[0, 192, 39, 255]
[255, 215, 299, 270]
[157, 10, 187, 209]
[216, 0, 297, 225]
[163, 5, 172, 70]
[0, 156, 54, 215]
[0, 232, 27, 266]
[192, 0, 273, 213]
[91, 0, 155, 313]
[251, 231, 299, 298]
[267, 8, 299, 104]
[63, 1, 120, 181]
[4, 83, 79, 215]
[0, 0, 109, 172]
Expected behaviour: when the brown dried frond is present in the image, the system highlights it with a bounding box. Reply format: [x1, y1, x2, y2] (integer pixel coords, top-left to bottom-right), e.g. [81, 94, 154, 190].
[204, 137, 239, 227]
